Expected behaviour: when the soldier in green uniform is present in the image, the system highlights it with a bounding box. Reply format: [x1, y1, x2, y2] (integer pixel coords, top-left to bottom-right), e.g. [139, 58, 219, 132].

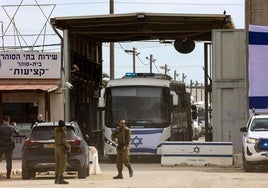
[54, 120, 70, 184]
[111, 119, 134, 179]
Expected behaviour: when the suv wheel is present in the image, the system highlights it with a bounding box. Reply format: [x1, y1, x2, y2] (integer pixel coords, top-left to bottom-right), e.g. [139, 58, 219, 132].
[22, 166, 31, 179]
[86, 166, 90, 176]
[78, 166, 87, 179]
[30, 170, 36, 178]
[242, 151, 254, 172]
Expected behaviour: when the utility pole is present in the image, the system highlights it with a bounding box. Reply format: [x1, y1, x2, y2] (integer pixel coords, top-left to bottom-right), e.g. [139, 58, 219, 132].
[132, 47, 136, 73]
[182, 73, 187, 82]
[109, 0, 114, 79]
[160, 64, 170, 75]
[146, 54, 156, 73]
[125, 47, 139, 73]
[174, 70, 179, 81]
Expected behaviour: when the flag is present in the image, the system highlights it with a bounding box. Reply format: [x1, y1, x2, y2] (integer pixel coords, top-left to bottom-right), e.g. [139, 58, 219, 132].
[249, 25, 268, 113]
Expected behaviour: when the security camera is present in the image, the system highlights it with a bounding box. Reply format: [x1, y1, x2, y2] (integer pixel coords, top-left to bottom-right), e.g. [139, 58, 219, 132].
[65, 81, 73, 89]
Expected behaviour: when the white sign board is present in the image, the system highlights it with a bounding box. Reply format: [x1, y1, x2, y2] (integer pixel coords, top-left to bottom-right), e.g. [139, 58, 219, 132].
[161, 141, 233, 166]
[0, 52, 61, 79]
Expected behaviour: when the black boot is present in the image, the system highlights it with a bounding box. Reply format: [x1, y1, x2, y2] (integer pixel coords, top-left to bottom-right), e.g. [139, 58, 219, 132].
[54, 175, 59, 184]
[128, 165, 134, 177]
[6, 171, 11, 179]
[58, 175, 69, 184]
[113, 169, 123, 179]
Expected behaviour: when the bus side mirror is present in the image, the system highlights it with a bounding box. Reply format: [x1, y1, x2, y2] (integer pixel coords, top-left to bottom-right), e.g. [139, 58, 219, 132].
[170, 91, 178, 106]
[98, 97, 105, 108]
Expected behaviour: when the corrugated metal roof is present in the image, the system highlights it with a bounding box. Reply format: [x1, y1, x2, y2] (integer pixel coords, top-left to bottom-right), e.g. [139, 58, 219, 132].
[0, 79, 61, 92]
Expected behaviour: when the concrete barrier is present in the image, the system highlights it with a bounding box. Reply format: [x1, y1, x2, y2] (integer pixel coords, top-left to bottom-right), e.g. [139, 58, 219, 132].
[161, 141, 233, 166]
[89, 146, 102, 175]
[12, 135, 26, 159]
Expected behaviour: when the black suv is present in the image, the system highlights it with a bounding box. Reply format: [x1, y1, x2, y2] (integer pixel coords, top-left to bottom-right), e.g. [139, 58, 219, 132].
[22, 121, 90, 179]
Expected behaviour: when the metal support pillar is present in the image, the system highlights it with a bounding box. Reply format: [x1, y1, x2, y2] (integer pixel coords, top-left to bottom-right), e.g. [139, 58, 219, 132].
[204, 42, 212, 141]
[63, 30, 70, 121]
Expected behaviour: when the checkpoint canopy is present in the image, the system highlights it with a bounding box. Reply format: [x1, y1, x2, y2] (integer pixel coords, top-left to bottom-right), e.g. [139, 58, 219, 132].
[50, 12, 234, 42]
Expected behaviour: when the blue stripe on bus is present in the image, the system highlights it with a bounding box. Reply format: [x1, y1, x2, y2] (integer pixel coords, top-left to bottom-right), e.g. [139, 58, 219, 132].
[131, 129, 163, 135]
[130, 148, 157, 154]
[162, 154, 232, 158]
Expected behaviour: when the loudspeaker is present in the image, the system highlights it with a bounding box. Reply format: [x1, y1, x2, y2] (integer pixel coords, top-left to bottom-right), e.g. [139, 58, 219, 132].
[174, 38, 195, 54]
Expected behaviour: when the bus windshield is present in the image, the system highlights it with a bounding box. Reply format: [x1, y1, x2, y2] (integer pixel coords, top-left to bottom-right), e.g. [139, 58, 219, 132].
[106, 86, 170, 128]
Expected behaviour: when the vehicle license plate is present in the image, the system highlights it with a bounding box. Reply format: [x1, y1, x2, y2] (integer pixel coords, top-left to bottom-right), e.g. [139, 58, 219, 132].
[44, 144, 55, 148]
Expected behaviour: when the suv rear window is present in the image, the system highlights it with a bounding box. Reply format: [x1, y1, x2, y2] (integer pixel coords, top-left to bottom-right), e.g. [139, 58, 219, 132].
[31, 126, 76, 140]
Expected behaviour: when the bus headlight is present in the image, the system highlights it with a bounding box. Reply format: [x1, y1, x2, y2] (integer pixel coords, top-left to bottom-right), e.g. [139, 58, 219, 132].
[104, 137, 116, 147]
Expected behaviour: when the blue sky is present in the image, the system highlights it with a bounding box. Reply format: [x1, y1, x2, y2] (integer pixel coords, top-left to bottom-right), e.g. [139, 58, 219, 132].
[0, 0, 245, 85]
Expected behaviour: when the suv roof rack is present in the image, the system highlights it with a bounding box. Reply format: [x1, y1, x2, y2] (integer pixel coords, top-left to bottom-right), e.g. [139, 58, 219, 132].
[254, 113, 268, 116]
[251, 108, 268, 116]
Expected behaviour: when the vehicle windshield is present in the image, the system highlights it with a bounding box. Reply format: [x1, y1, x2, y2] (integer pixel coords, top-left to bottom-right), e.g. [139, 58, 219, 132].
[106, 86, 170, 128]
[30, 126, 76, 140]
[250, 118, 268, 131]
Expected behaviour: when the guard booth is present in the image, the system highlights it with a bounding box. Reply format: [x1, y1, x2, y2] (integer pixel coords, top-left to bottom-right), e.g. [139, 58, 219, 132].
[50, 12, 234, 155]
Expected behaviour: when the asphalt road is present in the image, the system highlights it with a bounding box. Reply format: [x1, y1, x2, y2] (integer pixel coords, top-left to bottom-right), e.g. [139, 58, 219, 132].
[1, 159, 268, 188]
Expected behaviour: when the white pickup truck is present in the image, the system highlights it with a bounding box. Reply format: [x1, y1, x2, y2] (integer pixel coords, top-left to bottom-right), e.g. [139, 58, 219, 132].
[240, 114, 268, 172]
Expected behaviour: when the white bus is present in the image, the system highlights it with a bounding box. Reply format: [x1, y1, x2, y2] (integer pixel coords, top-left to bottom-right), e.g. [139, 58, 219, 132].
[99, 73, 192, 157]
